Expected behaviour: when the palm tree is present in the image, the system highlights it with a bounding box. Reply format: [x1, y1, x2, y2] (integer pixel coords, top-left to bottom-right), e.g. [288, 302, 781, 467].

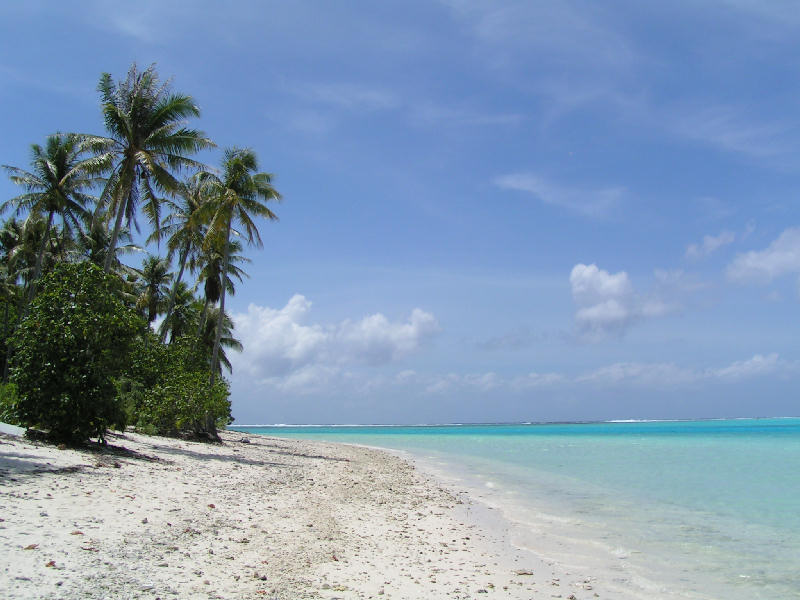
[0, 215, 49, 303]
[198, 306, 243, 376]
[158, 281, 199, 343]
[0, 218, 32, 288]
[194, 235, 249, 338]
[151, 175, 209, 341]
[135, 255, 172, 325]
[2, 133, 105, 303]
[76, 217, 140, 273]
[198, 147, 280, 382]
[0, 262, 20, 381]
[91, 63, 213, 273]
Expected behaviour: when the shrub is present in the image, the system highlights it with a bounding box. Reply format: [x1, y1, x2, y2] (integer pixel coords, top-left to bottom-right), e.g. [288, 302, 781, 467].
[9, 262, 143, 443]
[136, 371, 231, 436]
[118, 334, 231, 437]
[0, 382, 21, 425]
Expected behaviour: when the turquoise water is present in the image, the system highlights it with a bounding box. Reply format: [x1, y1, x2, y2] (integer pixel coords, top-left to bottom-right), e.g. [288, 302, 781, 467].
[233, 418, 800, 599]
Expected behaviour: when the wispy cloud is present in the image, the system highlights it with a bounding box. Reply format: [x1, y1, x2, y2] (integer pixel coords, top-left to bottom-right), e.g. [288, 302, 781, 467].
[440, 0, 638, 75]
[577, 362, 699, 386]
[727, 228, 800, 283]
[283, 79, 523, 132]
[409, 102, 524, 127]
[668, 104, 798, 161]
[710, 353, 781, 380]
[290, 82, 401, 112]
[685, 230, 736, 260]
[495, 173, 624, 218]
[247, 349, 794, 397]
[577, 353, 789, 386]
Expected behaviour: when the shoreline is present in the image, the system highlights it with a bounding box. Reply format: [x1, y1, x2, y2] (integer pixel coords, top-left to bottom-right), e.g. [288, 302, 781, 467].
[3, 429, 638, 599]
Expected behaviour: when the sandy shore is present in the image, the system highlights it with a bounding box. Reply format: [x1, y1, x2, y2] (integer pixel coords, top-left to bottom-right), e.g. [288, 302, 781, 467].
[1, 429, 605, 599]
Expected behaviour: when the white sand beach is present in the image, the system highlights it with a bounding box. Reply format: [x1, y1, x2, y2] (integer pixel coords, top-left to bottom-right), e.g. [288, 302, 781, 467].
[1, 429, 610, 599]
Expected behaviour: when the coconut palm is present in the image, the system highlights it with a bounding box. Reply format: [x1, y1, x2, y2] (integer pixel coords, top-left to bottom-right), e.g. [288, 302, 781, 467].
[76, 218, 140, 271]
[2, 133, 106, 303]
[91, 63, 213, 273]
[0, 218, 30, 287]
[158, 281, 199, 343]
[0, 215, 50, 300]
[194, 235, 249, 338]
[135, 255, 172, 325]
[198, 306, 242, 376]
[151, 175, 209, 341]
[198, 148, 280, 382]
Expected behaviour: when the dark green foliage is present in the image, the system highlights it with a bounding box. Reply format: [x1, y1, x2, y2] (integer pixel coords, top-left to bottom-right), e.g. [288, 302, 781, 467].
[9, 262, 143, 443]
[136, 371, 231, 437]
[118, 335, 231, 437]
[0, 382, 21, 425]
[0, 296, 18, 375]
[0, 64, 263, 444]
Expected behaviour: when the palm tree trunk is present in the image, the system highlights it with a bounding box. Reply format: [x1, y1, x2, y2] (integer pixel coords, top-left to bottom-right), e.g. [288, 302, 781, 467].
[26, 210, 54, 304]
[196, 296, 210, 338]
[210, 220, 231, 386]
[205, 220, 230, 443]
[160, 241, 190, 343]
[2, 299, 9, 382]
[104, 170, 133, 273]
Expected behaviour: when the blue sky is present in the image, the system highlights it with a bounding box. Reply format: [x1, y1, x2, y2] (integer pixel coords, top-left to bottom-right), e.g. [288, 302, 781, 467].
[2, 1, 800, 423]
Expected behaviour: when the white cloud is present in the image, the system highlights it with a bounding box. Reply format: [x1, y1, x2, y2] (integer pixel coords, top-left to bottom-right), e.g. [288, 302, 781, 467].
[410, 103, 524, 127]
[337, 309, 441, 365]
[495, 174, 624, 217]
[441, 0, 637, 75]
[709, 353, 780, 380]
[669, 104, 793, 160]
[259, 365, 347, 395]
[250, 351, 795, 398]
[577, 354, 790, 386]
[510, 372, 568, 390]
[424, 372, 502, 395]
[570, 264, 682, 339]
[577, 362, 699, 386]
[570, 263, 632, 303]
[570, 264, 635, 337]
[726, 228, 800, 283]
[293, 82, 401, 112]
[686, 230, 736, 259]
[231, 295, 440, 379]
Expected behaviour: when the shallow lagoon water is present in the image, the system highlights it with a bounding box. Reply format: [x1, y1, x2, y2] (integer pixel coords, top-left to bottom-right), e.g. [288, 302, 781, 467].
[233, 418, 800, 599]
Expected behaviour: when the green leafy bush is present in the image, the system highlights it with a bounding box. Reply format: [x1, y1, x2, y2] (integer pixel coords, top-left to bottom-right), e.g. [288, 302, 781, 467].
[9, 262, 143, 443]
[118, 334, 231, 437]
[0, 382, 21, 425]
[136, 371, 231, 436]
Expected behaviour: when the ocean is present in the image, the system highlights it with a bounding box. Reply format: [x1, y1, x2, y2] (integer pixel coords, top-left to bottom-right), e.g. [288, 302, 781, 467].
[232, 418, 800, 599]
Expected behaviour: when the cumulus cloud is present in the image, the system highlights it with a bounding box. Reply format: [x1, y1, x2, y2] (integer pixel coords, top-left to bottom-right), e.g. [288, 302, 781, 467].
[494, 173, 623, 217]
[231, 295, 440, 379]
[570, 264, 636, 337]
[726, 228, 800, 283]
[686, 230, 736, 259]
[570, 263, 682, 339]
